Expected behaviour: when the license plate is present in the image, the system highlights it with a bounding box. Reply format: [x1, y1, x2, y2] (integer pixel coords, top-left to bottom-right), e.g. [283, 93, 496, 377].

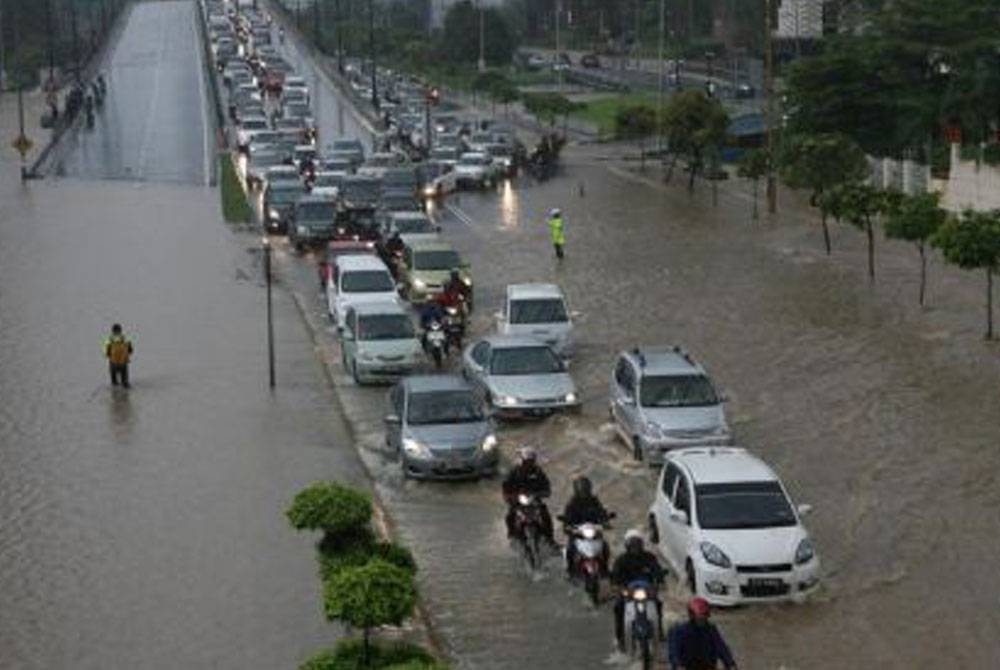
[747, 578, 784, 588]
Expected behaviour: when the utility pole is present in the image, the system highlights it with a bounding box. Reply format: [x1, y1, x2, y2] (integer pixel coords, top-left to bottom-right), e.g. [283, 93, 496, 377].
[554, 0, 562, 90]
[368, 0, 377, 110]
[477, 0, 485, 73]
[657, 0, 664, 152]
[764, 0, 777, 213]
[336, 0, 344, 72]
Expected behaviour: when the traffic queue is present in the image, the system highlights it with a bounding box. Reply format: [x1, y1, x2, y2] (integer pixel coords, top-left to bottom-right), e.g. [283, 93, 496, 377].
[204, 2, 819, 667]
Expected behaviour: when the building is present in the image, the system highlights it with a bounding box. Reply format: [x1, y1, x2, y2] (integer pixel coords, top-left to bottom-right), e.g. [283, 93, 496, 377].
[775, 0, 825, 40]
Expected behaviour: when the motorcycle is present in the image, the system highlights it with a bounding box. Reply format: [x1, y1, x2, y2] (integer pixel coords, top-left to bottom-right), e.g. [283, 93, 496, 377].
[511, 493, 547, 571]
[622, 580, 658, 670]
[442, 304, 465, 352]
[559, 513, 615, 605]
[423, 321, 447, 369]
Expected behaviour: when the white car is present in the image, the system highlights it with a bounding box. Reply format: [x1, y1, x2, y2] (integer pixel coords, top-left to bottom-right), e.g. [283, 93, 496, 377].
[453, 152, 497, 189]
[647, 447, 820, 606]
[236, 116, 270, 152]
[327, 254, 400, 330]
[495, 283, 576, 358]
[420, 161, 458, 199]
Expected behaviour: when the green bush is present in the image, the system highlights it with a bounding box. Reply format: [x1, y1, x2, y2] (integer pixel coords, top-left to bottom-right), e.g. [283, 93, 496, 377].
[220, 154, 252, 223]
[318, 538, 417, 581]
[287, 482, 372, 536]
[323, 559, 417, 628]
[300, 639, 443, 670]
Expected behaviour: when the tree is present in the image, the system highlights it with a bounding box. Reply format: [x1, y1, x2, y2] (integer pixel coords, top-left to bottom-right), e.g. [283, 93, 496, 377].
[737, 149, 770, 222]
[827, 182, 889, 282]
[522, 92, 580, 130]
[884, 191, 947, 305]
[932, 209, 1000, 339]
[614, 104, 657, 170]
[286, 481, 372, 539]
[324, 560, 418, 665]
[438, 1, 515, 66]
[300, 639, 446, 670]
[472, 71, 519, 115]
[660, 90, 729, 192]
[779, 133, 870, 254]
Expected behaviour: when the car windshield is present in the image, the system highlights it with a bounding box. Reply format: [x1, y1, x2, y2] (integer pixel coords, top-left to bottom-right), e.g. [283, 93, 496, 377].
[459, 155, 488, 166]
[488, 145, 512, 157]
[406, 390, 484, 425]
[241, 119, 268, 130]
[268, 186, 301, 204]
[296, 202, 336, 221]
[314, 174, 342, 188]
[395, 218, 433, 234]
[341, 270, 394, 293]
[430, 150, 455, 162]
[509, 298, 568, 324]
[490, 346, 563, 375]
[696, 482, 797, 530]
[333, 141, 361, 152]
[252, 152, 285, 168]
[640, 375, 718, 408]
[286, 104, 310, 117]
[384, 171, 416, 186]
[414, 250, 459, 270]
[357, 314, 414, 340]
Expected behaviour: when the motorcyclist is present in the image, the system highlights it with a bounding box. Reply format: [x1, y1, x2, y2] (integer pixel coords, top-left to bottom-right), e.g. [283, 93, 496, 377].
[502, 447, 557, 547]
[611, 530, 666, 653]
[419, 300, 447, 352]
[561, 476, 612, 577]
[440, 268, 470, 312]
[384, 230, 405, 259]
[667, 598, 737, 670]
[278, 26, 285, 44]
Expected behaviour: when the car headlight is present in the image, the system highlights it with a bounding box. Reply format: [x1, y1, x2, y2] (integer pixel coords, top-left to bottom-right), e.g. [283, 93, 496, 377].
[297, 225, 307, 234]
[423, 185, 436, 196]
[564, 392, 577, 403]
[413, 278, 426, 290]
[495, 394, 517, 407]
[795, 538, 815, 565]
[359, 351, 376, 361]
[402, 438, 430, 458]
[268, 207, 280, 220]
[699, 541, 732, 569]
[461, 276, 472, 287]
[481, 434, 497, 452]
[644, 420, 665, 438]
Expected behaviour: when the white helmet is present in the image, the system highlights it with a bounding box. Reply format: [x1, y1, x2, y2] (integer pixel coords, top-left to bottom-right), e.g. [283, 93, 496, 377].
[518, 445, 538, 463]
[549, 208, 561, 217]
[624, 528, 643, 543]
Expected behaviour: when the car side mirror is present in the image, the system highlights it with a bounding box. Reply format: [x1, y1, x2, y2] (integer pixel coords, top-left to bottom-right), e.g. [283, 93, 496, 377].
[670, 509, 689, 525]
[797, 503, 813, 517]
[384, 413, 401, 425]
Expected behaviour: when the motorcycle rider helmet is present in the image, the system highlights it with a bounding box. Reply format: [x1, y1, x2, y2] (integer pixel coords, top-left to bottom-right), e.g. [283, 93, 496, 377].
[518, 446, 537, 464]
[572, 476, 592, 498]
[687, 596, 711, 620]
[549, 208, 561, 217]
[624, 528, 644, 554]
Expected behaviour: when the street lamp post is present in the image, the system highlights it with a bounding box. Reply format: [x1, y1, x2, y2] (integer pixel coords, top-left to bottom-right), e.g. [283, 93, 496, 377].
[262, 238, 275, 389]
[477, 0, 485, 73]
[336, 0, 344, 73]
[369, 0, 378, 110]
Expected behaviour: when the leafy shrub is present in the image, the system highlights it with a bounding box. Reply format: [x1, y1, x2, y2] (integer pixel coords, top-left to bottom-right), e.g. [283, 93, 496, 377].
[323, 560, 417, 628]
[300, 639, 443, 670]
[319, 538, 417, 581]
[287, 482, 372, 536]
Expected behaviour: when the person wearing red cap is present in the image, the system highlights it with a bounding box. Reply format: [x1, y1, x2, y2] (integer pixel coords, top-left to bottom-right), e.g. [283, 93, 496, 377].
[667, 597, 737, 670]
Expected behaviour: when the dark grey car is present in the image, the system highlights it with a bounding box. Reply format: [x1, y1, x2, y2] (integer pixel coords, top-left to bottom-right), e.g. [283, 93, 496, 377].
[385, 375, 499, 480]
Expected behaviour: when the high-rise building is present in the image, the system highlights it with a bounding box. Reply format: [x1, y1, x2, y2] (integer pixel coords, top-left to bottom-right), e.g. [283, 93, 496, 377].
[775, 0, 825, 39]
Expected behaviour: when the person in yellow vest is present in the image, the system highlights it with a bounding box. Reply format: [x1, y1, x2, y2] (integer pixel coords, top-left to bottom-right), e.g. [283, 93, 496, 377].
[104, 323, 134, 388]
[548, 208, 565, 259]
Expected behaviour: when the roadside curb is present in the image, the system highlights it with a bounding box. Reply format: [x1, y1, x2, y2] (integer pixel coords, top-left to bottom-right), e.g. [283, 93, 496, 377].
[280, 273, 451, 663]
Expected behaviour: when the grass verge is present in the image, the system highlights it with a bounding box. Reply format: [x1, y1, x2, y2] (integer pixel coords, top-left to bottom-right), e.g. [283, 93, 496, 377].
[570, 92, 660, 138]
[220, 154, 253, 224]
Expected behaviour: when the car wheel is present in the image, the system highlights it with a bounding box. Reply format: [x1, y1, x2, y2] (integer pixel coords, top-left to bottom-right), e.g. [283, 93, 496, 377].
[632, 435, 643, 462]
[647, 514, 659, 545]
[686, 559, 698, 596]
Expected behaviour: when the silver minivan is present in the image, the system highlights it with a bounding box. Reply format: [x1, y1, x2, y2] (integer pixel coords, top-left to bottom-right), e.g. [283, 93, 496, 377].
[609, 347, 732, 464]
[342, 302, 423, 384]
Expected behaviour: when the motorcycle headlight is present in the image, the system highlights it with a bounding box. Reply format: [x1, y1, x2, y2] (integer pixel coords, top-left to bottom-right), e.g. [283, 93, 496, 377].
[700, 542, 732, 569]
[268, 208, 279, 220]
[402, 438, 430, 458]
[496, 394, 517, 407]
[517, 493, 531, 506]
[423, 185, 436, 196]
[461, 276, 472, 286]
[564, 392, 577, 403]
[481, 434, 497, 452]
[580, 526, 596, 540]
[632, 588, 648, 601]
[795, 538, 815, 565]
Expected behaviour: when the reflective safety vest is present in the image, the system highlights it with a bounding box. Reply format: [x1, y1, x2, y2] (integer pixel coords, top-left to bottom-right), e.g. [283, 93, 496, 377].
[105, 335, 132, 365]
[548, 216, 565, 245]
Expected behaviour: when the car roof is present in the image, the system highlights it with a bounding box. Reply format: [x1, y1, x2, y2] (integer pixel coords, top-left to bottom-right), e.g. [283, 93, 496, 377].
[337, 254, 390, 271]
[480, 334, 555, 350]
[668, 448, 778, 485]
[349, 301, 407, 317]
[390, 211, 430, 222]
[406, 239, 455, 252]
[460, 152, 488, 159]
[623, 346, 707, 376]
[296, 194, 337, 205]
[507, 283, 564, 301]
[403, 374, 473, 393]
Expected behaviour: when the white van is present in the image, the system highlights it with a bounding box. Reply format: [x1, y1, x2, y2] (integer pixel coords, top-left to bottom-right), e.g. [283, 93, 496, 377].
[327, 255, 399, 330]
[495, 283, 576, 358]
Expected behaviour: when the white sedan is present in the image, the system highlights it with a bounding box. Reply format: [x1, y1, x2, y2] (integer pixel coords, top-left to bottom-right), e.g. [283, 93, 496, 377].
[647, 447, 820, 606]
[420, 161, 458, 200]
